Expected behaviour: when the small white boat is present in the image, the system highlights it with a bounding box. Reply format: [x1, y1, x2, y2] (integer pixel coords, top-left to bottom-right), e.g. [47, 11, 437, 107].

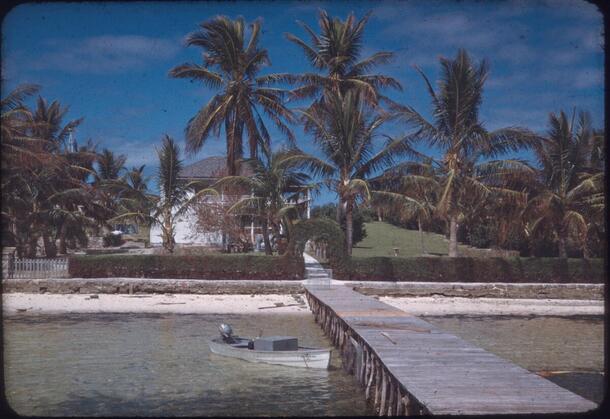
[209, 324, 332, 369]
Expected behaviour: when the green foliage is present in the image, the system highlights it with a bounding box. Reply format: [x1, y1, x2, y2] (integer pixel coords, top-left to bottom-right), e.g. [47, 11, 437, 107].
[338, 256, 604, 283]
[102, 233, 124, 248]
[69, 254, 302, 280]
[169, 16, 294, 174]
[285, 217, 347, 270]
[311, 203, 368, 245]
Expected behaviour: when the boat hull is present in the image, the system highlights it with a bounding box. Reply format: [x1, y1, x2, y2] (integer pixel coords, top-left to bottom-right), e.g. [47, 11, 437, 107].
[209, 339, 331, 369]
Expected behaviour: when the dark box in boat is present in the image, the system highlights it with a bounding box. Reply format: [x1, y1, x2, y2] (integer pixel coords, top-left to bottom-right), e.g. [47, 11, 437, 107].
[253, 336, 298, 351]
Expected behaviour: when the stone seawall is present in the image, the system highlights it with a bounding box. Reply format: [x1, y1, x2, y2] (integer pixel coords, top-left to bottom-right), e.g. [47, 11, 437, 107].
[2, 278, 304, 295]
[2, 278, 603, 300]
[349, 281, 605, 300]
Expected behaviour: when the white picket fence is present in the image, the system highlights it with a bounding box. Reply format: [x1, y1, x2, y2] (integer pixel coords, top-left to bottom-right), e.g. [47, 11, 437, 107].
[11, 258, 69, 279]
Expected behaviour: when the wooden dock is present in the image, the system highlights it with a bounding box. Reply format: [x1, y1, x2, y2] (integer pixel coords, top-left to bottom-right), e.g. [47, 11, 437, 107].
[304, 282, 598, 415]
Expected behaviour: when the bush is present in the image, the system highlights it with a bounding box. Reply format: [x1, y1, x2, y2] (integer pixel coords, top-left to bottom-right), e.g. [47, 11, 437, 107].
[335, 256, 605, 283]
[69, 254, 303, 280]
[102, 233, 124, 247]
[311, 203, 367, 245]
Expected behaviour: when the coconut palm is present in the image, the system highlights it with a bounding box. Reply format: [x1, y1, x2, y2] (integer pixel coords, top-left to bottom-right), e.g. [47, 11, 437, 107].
[524, 110, 603, 258]
[111, 135, 217, 253]
[285, 10, 401, 107]
[393, 49, 540, 256]
[212, 142, 315, 254]
[297, 88, 417, 254]
[170, 16, 295, 175]
[371, 159, 441, 255]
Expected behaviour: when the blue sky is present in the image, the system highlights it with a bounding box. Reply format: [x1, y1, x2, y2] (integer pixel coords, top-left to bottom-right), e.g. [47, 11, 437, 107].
[2, 0, 604, 205]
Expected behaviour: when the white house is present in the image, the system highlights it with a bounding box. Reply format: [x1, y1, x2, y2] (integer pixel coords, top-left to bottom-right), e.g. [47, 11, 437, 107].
[149, 156, 311, 249]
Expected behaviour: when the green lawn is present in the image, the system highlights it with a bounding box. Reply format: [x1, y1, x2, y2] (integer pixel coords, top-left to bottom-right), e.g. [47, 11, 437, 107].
[352, 221, 468, 258]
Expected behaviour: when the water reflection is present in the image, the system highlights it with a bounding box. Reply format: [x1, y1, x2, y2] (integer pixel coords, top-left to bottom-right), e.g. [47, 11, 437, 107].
[4, 313, 374, 417]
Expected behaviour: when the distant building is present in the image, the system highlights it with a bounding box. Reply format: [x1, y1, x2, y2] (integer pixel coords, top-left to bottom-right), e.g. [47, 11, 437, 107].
[149, 156, 311, 249]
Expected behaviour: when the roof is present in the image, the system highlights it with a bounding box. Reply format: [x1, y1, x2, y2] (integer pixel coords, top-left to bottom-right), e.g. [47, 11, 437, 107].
[179, 156, 254, 179]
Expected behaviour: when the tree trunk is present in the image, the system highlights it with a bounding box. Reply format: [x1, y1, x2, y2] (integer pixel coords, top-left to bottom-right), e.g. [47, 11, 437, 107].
[43, 232, 57, 258]
[558, 234, 567, 259]
[418, 217, 426, 255]
[449, 216, 458, 257]
[58, 225, 68, 255]
[262, 217, 272, 255]
[377, 207, 383, 222]
[346, 202, 353, 256]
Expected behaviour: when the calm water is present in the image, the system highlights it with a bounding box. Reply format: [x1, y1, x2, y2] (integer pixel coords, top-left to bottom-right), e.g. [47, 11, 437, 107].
[422, 315, 605, 404]
[4, 313, 605, 416]
[3, 313, 374, 417]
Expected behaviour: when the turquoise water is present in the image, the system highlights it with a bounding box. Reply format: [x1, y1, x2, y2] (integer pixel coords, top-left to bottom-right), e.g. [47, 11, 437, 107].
[3, 313, 374, 417]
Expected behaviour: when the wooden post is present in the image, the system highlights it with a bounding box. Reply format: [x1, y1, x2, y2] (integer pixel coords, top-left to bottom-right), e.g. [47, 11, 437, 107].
[379, 368, 387, 416]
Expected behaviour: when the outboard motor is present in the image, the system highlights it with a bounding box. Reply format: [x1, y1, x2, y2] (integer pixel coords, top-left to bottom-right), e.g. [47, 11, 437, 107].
[219, 323, 235, 343]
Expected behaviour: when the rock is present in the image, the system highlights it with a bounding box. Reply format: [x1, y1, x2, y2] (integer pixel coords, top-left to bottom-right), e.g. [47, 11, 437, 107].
[89, 294, 99, 299]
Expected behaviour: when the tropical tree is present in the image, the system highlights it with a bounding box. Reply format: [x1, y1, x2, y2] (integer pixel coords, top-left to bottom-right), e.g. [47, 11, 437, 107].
[371, 158, 441, 255]
[169, 16, 295, 175]
[393, 49, 540, 256]
[524, 110, 604, 258]
[211, 142, 315, 254]
[285, 10, 401, 108]
[297, 88, 416, 254]
[110, 135, 216, 253]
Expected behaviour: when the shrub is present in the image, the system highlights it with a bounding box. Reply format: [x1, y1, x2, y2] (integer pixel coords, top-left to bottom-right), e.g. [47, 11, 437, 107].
[102, 233, 124, 247]
[69, 254, 303, 280]
[335, 256, 605, 283]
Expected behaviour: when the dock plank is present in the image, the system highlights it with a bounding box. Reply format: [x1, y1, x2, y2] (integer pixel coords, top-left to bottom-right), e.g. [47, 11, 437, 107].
[304, 283, 597, 415]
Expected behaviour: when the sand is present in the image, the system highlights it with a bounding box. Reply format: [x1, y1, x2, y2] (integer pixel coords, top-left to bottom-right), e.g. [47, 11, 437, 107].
[2, 292, 603, 317]
[2, 293, 311, 315]
[381, 296, 604, 316]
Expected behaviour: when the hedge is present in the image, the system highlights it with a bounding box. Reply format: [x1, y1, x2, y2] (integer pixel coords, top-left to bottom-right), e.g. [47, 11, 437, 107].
[335, 256, 605, 283]
[69, 254, 303, 280]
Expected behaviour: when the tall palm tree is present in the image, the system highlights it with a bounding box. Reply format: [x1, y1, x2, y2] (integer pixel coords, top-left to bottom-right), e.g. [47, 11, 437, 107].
[212, 142, 315, 254]
[170, 16, 295, 175]
[111, 135, 216, 253]
[297, 88, 416, 254]
[285, 10, 401, 107]
[371, 159, 441, 255]
[393, 49, 540, 256]
[524, 110, 603, 258]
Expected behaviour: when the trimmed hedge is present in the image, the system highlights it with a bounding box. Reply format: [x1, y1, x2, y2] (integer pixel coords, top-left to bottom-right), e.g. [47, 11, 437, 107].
[69, 254, 303, 280]
[336, 256, 605, 283]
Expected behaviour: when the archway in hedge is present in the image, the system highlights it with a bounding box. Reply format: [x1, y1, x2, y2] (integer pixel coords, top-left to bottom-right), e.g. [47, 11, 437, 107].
[284, 217, 347, 270]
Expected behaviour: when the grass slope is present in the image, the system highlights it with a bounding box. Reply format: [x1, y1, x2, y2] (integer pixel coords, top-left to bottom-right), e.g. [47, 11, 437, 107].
[352, 221, 467, 258]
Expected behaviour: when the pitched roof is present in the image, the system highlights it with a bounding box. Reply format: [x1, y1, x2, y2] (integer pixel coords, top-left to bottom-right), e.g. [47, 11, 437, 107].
[179, 156, 254, 179]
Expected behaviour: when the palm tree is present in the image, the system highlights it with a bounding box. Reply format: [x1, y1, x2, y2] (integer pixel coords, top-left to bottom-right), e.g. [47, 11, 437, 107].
[285, 10, 401, 107]
[524, 110, 603, 258]
[170, 16, 295, 175]
[371, 159, 441, 255]
[297, 88, 416, 254]
[393, 49, 540, 257]
[111, 135, 216, 253]
[212, 142, 315, 254]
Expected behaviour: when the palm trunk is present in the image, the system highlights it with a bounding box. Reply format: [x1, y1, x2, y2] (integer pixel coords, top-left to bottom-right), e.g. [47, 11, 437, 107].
[58, 225, 68, 255]
[449, 216, 458, 257]
[558, 235, 567, 259]
[262, 217, 272, 255]
[418, 217, 426, 255]
[43, 232, 57, 258]
[346, 202, 353, 256]
[377, 207, 383, 222]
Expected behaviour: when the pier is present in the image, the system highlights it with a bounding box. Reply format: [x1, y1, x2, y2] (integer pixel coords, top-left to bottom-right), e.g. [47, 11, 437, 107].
[303, 258, 597, 415]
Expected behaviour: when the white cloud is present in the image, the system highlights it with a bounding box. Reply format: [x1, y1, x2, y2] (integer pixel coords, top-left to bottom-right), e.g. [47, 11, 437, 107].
[28, 35, 181, 74]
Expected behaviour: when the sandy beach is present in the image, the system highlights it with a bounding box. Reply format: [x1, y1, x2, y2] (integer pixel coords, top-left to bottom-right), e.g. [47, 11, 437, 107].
[3, 292, 603, 316]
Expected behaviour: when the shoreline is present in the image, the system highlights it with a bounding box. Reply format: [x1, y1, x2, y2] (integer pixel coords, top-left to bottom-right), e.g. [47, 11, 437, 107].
[2, 293, 604, 317]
